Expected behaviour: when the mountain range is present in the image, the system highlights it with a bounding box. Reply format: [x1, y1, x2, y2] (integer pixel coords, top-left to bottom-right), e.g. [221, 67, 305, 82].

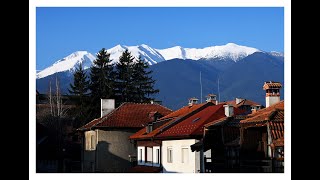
[36, 43, 284, 110]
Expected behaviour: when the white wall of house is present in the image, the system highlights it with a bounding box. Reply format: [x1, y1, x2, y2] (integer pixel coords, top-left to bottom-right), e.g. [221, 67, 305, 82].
[162, 139, 200, 173]
[204, 149, 211, 158]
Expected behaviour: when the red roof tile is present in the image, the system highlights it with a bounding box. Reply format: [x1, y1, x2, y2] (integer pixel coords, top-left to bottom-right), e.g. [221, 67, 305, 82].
[129, 103, 208, 139]
[272, 137, 284, 147]
[78, 102, 172, 130]
[156, 105, 225, 138]
[240, 101, 284, 124]
[221, 99, 261, 108]
[156, 105, 245, 138]
[263, 81, 282, 90]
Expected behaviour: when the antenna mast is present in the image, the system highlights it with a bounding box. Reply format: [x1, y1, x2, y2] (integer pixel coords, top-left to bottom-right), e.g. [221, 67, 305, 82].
[200, 71, 202, 103]
[218, 76, 220, 102]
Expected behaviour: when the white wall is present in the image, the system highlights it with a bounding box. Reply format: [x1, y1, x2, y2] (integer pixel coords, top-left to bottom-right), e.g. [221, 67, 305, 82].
[266, 96, 280, 107]
[162, 139, 200, 173]
[204, 149, 211, 158]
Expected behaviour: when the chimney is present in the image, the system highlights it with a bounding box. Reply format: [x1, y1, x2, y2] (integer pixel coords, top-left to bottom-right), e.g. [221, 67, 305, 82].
[236, 98, 244, 104]
[189, 97, 199, 106]
[206, 94, 218, 105]
[263, 81, 282, 107]
[223, 104, 234, 117]
[251, 105, 261, 114]
[101, 99, 115, 117]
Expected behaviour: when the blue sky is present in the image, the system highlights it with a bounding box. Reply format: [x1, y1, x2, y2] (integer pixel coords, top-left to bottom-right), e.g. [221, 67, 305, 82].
[36, 7, 284, 70]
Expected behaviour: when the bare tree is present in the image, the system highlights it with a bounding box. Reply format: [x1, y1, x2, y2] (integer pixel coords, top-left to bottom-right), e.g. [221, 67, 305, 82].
[47, 76, 68, 118]
[43, 75, 70, 172]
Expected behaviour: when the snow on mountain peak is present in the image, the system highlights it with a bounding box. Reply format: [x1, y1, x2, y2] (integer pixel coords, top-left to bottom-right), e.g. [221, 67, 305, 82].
[37, 43, 272, 79]
[107, 44, 165, 65]
[36, 51, 96, 79]
[158, 43, 260, 61]
[269, 51, 284, 57]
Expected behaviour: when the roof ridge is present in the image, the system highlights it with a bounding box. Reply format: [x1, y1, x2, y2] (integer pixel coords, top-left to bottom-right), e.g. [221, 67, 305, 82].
[76, 117, 100, 131]
[117, 102, 173, 112]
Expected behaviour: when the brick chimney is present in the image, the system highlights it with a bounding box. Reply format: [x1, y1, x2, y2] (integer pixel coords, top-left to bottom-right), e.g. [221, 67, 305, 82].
[189, 97, 199, 106]
[101, 99, 115, 117]
[263, 81, 282, 108]
[223, 104, 234, 117]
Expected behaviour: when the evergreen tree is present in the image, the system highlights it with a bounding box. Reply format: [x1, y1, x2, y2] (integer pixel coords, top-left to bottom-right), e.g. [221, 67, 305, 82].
[89, 48, 115, 119]
[132, 56, 159, 102]
[115, 49, 135, 104]
[68, 63, 90, 125]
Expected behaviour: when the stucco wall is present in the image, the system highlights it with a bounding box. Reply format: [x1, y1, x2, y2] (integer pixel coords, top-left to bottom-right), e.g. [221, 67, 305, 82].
[162, 139, 200, 173]
[82, 129, 137, 172]
[95, 129, 137, 172]
[266, 96, 280, 107]
[83, 131, 96, 172]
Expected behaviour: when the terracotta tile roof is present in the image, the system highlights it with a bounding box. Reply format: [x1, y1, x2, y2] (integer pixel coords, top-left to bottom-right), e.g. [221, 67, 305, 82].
[78, 102, 172, 130]
[221, 99, 261, 108]
[272, 137, 284, 147]
[79, 118, 100, 130]
[129, 103, 208, 140]
[263, 81, 282, 90]
[240, 101, 284, 124]
[127, 165, 162, 173]
[269, 120, 284, 141]
[204, 116, 227, 127]
[156, 105, 245, 138]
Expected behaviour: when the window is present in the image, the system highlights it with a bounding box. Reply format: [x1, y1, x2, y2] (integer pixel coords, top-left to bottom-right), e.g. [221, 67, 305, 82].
[87, 135, 96, 150]
[182, 148, 189, 163]
[138, 147, 145, 165]
[90, 135, 95, 150]
[192, 117, 201, 123]
[146, 147, 153, 163]
[139, 149, 143, 162]
[156, 149, 160, 164]
[167, 147, 173, 163]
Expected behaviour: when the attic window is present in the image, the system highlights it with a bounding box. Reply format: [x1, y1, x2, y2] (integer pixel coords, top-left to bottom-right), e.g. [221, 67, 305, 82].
[192, 118, 201, 123]
[146, 124, 153, 133]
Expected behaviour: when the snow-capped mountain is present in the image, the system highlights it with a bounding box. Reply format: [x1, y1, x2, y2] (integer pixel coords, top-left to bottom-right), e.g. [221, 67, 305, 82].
[36, 43, 281, 79]
[268, 51, 284, 57]
[107, 44, 165, 65]
[157, 43, 260, 61]
[36, 51, 96, 79]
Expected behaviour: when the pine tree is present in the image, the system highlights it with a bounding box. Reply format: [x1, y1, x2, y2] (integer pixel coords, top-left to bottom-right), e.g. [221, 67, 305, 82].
[132, 56, 159, 102]
[68, 63, 90, 125]
[115, 49, 135, 104]
[89, 48, 115, 119]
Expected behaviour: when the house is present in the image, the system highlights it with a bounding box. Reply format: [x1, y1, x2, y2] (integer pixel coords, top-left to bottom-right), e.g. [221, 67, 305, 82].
[129, 97, 245, 173]
[222, 97, 263, 114]
[239, 81, 284, 172]
[77, 99, 172, 172]
[193, 109, 246, 173]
